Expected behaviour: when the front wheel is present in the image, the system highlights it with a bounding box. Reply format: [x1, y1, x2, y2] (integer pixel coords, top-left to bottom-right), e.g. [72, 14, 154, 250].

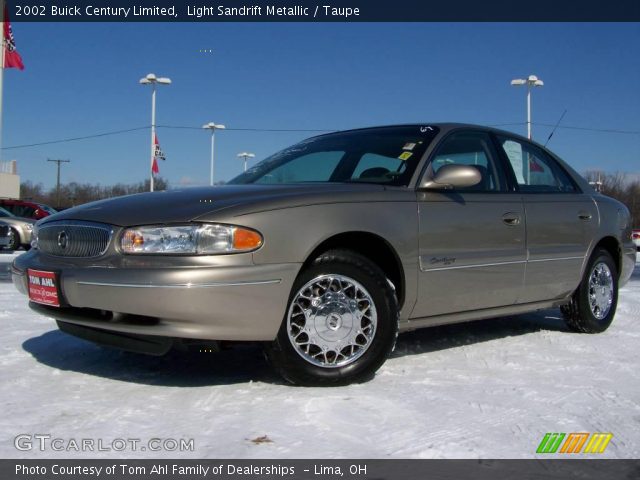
[265, 249, 398, 386]
[561, 248, 618, 333]
[7, 228, 20, 251]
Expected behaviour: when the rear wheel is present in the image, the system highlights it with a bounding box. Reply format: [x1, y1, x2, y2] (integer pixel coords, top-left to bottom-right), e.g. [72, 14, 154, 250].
[561, 248, 618, 333]
[265, 249, 398, 386]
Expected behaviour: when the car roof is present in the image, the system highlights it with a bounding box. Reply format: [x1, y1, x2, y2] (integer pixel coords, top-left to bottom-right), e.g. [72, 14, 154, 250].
[311, 123, 535, 145]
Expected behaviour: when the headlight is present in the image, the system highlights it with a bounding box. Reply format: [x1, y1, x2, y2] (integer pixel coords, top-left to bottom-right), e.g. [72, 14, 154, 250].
[25, 224, 33, 231]
[120, 224, 263, 255]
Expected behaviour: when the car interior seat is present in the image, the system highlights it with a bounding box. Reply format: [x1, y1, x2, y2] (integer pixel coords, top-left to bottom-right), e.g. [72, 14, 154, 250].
[359, 167, 390, 179]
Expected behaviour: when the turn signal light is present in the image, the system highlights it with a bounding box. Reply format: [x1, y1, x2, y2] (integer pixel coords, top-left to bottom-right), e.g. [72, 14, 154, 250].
[234, 228, 263, 250]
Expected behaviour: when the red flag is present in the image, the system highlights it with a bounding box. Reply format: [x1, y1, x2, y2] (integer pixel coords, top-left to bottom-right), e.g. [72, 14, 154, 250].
[151, 134, 164, 175]
[529, 158, 544, 173]
[154, 134, 166, 161]
[3, 6, 25, 70]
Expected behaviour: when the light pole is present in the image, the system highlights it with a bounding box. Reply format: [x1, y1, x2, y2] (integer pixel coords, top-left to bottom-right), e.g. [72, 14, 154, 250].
[203, 122, 225, 185]
[511, 75, 544, 139]
[237, 152, 255, 172]
[140, 73, 171, 192]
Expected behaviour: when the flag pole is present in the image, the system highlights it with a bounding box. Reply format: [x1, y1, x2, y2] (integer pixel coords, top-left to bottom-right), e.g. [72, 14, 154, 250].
[150, 83, 156, 192]
[0, 0, 5, 164]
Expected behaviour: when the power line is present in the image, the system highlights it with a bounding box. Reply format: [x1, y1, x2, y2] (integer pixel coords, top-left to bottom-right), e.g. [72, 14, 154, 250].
[2, 122, 639, 151]
[534, 123, 640, 135]
[1, 126, 149, 150]
[157, 124, 334, 132]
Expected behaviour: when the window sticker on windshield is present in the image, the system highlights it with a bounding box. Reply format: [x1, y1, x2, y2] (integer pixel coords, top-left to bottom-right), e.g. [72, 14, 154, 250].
[402, 142, 416, 151]
[502, 140, 525, 183]
[398, 152, 413, 161]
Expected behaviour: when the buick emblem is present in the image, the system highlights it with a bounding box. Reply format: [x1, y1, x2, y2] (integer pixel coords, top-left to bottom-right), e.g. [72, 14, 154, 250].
[57, 231, 68, 249]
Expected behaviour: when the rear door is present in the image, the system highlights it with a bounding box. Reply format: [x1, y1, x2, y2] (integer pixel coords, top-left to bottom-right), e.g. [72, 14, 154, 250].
[412, 130, 526, 319]
[494, 135, 597, 303]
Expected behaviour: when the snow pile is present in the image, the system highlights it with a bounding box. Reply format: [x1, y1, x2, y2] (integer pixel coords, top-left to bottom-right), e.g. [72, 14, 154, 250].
[1, 250, 638, 458]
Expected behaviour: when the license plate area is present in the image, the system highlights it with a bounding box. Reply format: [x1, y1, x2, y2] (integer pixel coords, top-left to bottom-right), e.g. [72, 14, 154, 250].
[27, 269, 62, 307]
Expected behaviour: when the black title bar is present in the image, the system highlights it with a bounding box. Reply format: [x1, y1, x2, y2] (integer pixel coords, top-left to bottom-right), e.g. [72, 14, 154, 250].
[3, 459, 640, 480]
[6, 0, 640, 22]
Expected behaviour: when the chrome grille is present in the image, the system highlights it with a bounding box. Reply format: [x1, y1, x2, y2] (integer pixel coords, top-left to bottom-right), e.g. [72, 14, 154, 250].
[38, 221, 113, 257]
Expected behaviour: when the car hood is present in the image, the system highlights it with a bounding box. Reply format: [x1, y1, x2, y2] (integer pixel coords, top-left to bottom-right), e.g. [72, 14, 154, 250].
[0, 216, 35, 227]
[38, 184, 405, 227]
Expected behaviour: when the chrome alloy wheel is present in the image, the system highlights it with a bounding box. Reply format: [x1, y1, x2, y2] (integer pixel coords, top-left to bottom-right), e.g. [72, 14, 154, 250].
[588, 262, 614, 320]
[287, 274, 377, 368]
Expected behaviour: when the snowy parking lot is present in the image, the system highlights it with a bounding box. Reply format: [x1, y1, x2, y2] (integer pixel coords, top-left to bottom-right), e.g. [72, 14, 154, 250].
[1, 250, 638, 459]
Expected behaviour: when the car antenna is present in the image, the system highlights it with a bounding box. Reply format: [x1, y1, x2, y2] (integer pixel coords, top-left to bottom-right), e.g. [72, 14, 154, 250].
[544, 109, 567, 147]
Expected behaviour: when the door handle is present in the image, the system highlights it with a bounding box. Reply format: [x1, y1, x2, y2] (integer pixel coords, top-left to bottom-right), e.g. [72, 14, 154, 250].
[578, 212, 592, 221]
[502, 213, 521, 226]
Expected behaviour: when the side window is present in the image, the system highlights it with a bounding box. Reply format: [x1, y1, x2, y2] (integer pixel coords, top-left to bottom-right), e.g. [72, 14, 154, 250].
[428, 132, 504, 192]
[255, 151, 343, 184]
[497, 136, 577, 193]
[351, 153, 405, 181]
[19, 206, 34, 217]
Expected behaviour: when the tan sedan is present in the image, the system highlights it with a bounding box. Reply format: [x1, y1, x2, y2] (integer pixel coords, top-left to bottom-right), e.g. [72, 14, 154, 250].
[12, 124, 636, 385]
[0, 207, 34, 251]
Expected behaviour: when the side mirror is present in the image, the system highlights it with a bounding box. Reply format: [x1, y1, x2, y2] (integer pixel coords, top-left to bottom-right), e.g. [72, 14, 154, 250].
[420, 164, 482, 190]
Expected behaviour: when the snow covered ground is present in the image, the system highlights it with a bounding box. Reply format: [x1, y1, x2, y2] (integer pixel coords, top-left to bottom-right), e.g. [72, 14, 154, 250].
[1, 250, 638, 459]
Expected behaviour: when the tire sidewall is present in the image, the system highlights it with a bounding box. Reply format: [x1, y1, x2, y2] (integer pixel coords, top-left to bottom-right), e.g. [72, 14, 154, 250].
[272, 255, 397, 385]
[577, 250, 618, 333]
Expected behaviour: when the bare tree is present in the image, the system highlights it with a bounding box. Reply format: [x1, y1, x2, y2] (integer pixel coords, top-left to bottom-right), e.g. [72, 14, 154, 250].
[19, 177, 170, 210]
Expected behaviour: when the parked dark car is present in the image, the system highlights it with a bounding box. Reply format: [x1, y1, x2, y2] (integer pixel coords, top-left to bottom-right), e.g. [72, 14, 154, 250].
[12, 124, 636, 385]
[0, 199, 57, 220]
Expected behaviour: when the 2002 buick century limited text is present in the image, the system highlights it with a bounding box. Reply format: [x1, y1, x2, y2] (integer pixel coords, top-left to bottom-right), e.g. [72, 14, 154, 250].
[12, 124, 636, 385]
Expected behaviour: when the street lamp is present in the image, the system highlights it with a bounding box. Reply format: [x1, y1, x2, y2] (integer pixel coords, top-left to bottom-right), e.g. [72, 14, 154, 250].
[237, 152, 255, 172]
[203, 122, 226, 186]
[511, 74, 544, 140]
[140, 73, 171, 192]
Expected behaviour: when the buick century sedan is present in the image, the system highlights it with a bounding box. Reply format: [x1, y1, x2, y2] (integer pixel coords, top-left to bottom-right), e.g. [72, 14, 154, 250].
[12, 124, 636, 385]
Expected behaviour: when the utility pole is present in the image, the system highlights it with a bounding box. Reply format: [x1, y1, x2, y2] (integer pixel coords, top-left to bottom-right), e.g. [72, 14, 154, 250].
[47, 158, 70, 208]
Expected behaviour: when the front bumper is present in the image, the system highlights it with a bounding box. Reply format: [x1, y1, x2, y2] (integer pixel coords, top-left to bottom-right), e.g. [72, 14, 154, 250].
[13, 250, 300, 342]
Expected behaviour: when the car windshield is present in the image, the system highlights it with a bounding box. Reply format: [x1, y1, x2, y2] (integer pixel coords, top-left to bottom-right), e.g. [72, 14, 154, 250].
[0, 207, 15, 218]
[229, 126, 440, 187]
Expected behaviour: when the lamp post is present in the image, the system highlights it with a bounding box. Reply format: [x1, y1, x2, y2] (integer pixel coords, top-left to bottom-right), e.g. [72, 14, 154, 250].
[140, 73, 171, 192]
[237, 152, 255, 172]
[203, 122, 225, 185]
[510, 75, 544, 140]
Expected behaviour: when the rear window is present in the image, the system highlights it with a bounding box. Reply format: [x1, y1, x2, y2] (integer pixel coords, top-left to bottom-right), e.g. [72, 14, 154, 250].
[497, 136, 577, 193]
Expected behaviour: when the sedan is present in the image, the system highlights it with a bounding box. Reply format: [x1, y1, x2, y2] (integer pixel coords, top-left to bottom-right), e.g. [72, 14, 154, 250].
[12, 124, 636, 385]
[0, 207, 34, 250]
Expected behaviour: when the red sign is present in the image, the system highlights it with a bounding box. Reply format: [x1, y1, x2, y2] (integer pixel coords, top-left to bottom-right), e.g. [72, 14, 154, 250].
[27, 269, 61, 307]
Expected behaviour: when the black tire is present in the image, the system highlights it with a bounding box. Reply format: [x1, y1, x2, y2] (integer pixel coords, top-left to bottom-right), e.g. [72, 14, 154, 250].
[561, 248, 618, 333]
[7, 228, 20, 251]
[265, 249, 398, 386]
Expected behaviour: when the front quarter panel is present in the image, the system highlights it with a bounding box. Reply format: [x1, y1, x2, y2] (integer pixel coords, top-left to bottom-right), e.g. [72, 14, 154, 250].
[222, 198, 420, 321]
